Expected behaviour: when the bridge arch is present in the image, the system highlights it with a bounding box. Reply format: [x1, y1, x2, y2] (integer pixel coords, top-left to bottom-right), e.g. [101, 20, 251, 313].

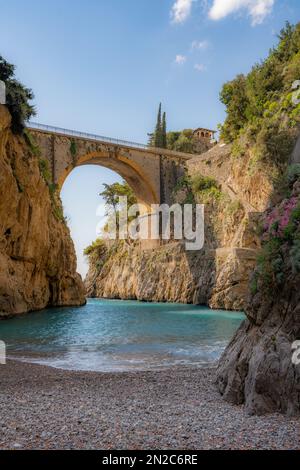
[28, 122, 191, 217]
[28, 124, 191, 250]
[58, 149, 159, 213]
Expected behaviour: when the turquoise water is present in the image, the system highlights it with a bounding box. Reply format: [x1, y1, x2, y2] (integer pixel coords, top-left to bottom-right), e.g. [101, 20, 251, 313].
[0, 299, 244, 372]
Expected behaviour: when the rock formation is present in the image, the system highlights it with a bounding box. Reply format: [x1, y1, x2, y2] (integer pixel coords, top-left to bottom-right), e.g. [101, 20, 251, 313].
[85, 143, 267, 311]
[216, 170, 300, 416]
[0, 105, 85, 318]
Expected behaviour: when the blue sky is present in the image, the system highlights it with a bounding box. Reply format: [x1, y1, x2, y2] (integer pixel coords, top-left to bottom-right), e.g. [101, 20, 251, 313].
[1, 0, 299, 276]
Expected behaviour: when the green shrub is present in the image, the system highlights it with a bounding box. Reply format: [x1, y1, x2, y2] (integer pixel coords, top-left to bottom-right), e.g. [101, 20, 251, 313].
[166, 129, 198, 154]
[219, 22, 300, 169]
[84, 238, 106, 256]
[24, 130, 41, 156]
[191, 174, 223, 203]
[226, 200, 243, 216]
[290, 238, 300, 273]
[70, 140, 77, 160]
[174, 175, 191, 191]
[52, 204, 66, 223]
[250, 273, 258, 295]
[39, 158, 52, 184]
[287, 164, 300, 185]
[231, 140, 246, 159]
[0, 55, 35, 134]
[173, 175, 195, 204]
[191, 175, 218, 193]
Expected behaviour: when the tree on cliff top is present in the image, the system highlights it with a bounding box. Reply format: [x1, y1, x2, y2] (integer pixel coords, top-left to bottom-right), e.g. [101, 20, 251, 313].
[148, 103, 167, 149]
[154, 103, 162, 147]
[98, 180, 137, 241]
[219, 21, 300, 152]
[167, 129, 196, 153]
[0, 55, 36, 134]
[100, 181, 137, 216]
[161, 112, 167, 149]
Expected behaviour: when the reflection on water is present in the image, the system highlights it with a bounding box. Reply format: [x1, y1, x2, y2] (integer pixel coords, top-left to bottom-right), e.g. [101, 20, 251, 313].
[0, 299, 245, 372]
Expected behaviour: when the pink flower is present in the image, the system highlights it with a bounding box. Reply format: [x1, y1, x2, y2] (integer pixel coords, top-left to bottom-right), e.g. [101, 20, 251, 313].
[262, 195, 300, 241]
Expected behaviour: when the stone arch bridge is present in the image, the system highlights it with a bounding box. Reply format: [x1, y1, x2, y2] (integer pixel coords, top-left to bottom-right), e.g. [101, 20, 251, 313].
[28, 123, 193, 212]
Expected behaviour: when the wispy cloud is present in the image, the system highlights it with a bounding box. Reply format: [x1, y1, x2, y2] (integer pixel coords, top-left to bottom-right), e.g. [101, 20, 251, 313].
[191, 39, 210, 50]
[171, 0, 193, 24]
[175, 54, 187, 65]
[194, 63, 207, 72]
[208, 0, 274, 26]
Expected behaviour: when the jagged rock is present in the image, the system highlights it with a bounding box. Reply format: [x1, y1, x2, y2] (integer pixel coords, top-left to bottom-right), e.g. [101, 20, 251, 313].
[216, 177, 300, 416]
[0, 105, 86, 318]
[216, 280, 300, 416]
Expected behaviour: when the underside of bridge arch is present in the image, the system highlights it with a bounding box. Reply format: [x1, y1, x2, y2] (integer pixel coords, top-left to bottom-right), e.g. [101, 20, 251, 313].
[58, 151, 159, 213]
[29, 129, 188, 250]
[30, 128, 189, 220]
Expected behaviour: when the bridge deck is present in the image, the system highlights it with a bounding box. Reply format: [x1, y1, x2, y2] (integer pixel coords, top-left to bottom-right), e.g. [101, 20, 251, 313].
[27, 122, 193, 161]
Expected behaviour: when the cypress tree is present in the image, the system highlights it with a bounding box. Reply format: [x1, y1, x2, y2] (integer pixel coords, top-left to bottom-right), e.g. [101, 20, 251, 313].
[154, 102, 162, 147]
[147, 132, 154, 147]
[161, 112, 167, 148]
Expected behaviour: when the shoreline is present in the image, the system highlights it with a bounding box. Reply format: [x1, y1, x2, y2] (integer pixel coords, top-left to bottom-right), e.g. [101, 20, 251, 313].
[0, 297, 246, 322]
[6, 353, 215, 374]
[0, 360, 299, 450]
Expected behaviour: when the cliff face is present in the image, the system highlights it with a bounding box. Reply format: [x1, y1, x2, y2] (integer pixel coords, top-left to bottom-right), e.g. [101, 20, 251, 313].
[85, 241, 256, 310]
[0, 105, 85, 318]
[216, 171, 300, 416]
[85, 143, 267, 311]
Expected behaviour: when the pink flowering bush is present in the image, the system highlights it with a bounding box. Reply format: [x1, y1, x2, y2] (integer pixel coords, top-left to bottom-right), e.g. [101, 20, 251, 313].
[251, 183, 300, 294]
[263, 196, 298, 240]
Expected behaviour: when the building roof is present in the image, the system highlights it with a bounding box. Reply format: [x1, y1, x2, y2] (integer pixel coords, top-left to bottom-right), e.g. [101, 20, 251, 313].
[193, 127, 216, 134]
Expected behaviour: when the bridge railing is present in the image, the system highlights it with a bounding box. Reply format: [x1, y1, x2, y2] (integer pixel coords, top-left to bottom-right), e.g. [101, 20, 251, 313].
[28, 122, 150, 149]
[27, 122, 192, 160]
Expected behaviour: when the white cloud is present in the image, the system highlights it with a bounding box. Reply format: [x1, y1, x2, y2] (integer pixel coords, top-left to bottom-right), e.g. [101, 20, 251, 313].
[171, 0, 193, 24]
[191, 40, 209, 50]
[194, 63, 207, 72]
[208, 0, 274, 25]
[175, 54, 187, 65]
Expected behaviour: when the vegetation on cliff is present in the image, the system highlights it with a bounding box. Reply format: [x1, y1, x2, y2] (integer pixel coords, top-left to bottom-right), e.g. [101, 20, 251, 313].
[220, 22, 300, 170]
[0, 104, 85, 317]
[252, 165, 300, 293]
[0, 55, 67, 225]
[0, 55, 35, 134]
[217, 172, 300, 415]
[148, 103, 167, 148]
[100, 181, 137, 217]
[167, 129, 198, 153]
[172, 173, 224, 208]
[84, 180, 137, 263]
[148, 103, 201, 153]
[216, 22, 300, 416]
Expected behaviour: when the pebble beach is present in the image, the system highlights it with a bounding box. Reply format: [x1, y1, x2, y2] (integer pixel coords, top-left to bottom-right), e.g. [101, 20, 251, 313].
[0, 360, 299, 450]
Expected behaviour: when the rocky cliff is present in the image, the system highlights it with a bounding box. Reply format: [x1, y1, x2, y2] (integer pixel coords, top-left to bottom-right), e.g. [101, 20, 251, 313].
[85, 20, 300, 320]
[0, 105, 86, 318]
[216, 167, 300, 416]
[85, 142, 266, 311]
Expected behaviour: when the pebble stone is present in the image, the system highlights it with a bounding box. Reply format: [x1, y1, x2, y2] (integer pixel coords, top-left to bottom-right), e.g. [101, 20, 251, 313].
[0, 360, 299, 450]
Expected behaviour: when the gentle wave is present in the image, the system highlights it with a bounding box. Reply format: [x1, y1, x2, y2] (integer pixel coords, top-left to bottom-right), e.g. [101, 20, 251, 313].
[1, 299, 244, 372]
